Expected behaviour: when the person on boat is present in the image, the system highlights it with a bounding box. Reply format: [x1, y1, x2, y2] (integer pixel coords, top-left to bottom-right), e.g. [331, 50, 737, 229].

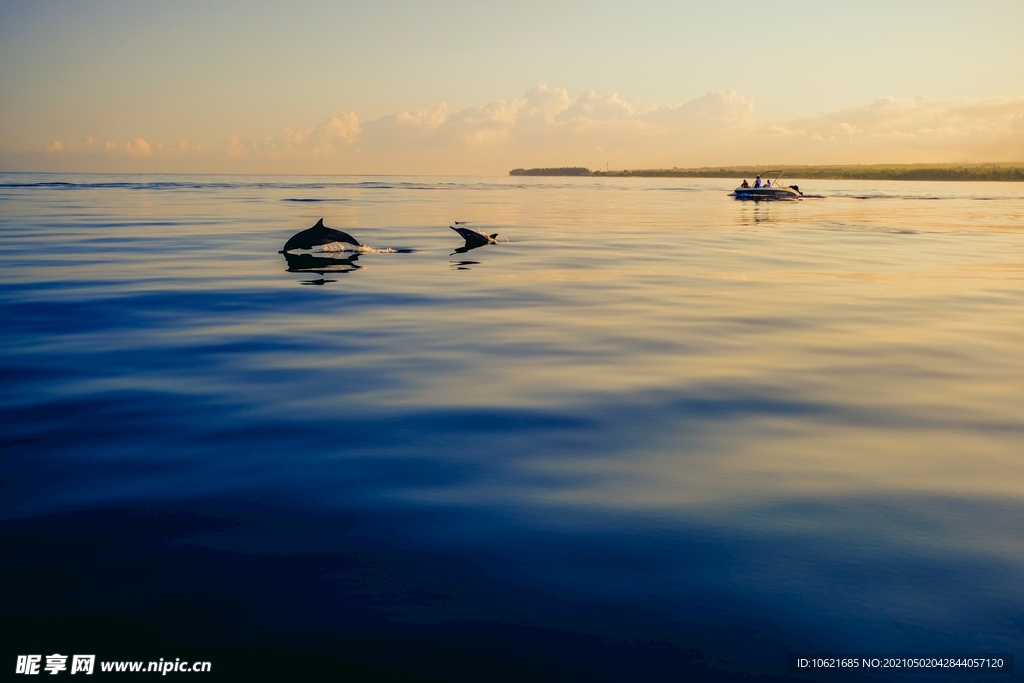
[765, 178, 771, 188]
[740, 179, 749, 188]
[754, 176, 761, 188]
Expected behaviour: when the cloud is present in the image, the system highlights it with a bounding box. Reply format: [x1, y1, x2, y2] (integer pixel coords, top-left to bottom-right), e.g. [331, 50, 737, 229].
[0, 134, 211, 171]
[557, 90, 638, 122]
[757, 96, 1024, 163]
[4, 89, 1022, 173]
[646, 90, 755, 126]
[225, 112, 361, 161]
[123, 138, 151, 157]
[359, 103, 453, 150]
[155, 139, 202, 155]
[335, 87, 761, 173]
[520, 85, 573, 122]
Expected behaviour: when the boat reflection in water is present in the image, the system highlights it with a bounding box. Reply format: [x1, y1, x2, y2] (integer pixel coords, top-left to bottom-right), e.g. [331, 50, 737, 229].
[732, 170, 803, 200]
[282, 251, 361, 285]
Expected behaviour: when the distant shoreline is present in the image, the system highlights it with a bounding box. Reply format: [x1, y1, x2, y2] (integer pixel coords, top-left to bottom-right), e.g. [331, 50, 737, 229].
[510, 164, 1024, 182]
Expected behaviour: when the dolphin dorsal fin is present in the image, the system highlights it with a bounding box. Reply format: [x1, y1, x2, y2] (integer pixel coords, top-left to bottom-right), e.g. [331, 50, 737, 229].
[314, 218, 324, 228]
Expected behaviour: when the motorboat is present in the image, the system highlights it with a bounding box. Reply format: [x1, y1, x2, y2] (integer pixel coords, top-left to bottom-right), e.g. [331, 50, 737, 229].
[732, 170, 803, 200]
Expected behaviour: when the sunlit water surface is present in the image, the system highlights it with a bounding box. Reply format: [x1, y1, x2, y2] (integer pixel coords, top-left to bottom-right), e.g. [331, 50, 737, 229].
[2, 174, 1023, 681]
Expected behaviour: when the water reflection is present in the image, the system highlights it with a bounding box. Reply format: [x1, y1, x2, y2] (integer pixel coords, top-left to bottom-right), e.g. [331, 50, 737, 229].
[282, 251, 361, 281]
[452, 242, 490, 255]
[740, 201, 779, 225]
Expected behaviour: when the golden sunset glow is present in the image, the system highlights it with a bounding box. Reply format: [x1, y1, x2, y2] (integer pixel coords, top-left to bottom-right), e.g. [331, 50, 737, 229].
[2, 1, 1022, 173]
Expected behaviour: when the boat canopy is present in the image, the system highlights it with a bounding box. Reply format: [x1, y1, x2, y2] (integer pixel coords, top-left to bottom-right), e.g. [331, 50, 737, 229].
[758, 170, 786, 186]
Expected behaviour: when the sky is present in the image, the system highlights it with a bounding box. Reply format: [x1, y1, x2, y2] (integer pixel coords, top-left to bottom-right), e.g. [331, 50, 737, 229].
[1, 0, 1022, 174]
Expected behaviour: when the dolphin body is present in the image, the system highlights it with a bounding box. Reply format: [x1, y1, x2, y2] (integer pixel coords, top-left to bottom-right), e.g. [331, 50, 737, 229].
[281, 218, 361, 253]
[450, 225, 498, 250]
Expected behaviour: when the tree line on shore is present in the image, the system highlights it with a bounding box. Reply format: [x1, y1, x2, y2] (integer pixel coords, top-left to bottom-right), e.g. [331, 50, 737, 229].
[510, 164, 1024, 181]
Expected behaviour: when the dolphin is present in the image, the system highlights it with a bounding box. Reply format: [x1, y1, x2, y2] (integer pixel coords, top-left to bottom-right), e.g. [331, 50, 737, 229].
[281, 218, 360, 253]
[450, 225, 499, 249]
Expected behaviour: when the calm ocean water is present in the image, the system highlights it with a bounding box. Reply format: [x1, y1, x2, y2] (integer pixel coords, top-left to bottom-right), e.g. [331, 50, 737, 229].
[2, 173, 1023, 681]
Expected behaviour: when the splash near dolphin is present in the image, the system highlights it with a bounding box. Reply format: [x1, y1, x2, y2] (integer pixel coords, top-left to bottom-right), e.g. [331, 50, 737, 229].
[281, 218, 361, 253]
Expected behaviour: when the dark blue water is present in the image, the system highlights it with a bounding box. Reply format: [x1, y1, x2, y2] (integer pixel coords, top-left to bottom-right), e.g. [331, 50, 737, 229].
[2, 173, 1023, 681]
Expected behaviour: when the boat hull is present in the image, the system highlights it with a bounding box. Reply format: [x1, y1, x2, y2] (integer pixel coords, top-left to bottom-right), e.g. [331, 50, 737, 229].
[733, 187, 801, 200]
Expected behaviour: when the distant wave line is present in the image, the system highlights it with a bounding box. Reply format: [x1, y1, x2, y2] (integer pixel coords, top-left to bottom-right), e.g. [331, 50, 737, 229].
[0, 180, 474, 191]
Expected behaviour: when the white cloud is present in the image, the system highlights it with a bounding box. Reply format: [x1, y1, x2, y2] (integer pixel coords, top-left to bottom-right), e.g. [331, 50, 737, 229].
[361, 103, 452, 148]
[831, 123, 863, 136]
[520, 85, 573, 122]
[557, 90, 638, 122]
[646, 90, 755, 126]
